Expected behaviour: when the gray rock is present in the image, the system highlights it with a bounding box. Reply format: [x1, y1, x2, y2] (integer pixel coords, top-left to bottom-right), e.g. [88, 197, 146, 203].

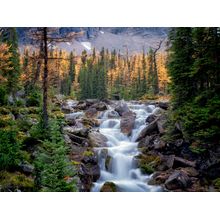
[120, 111, 136, 136]
[115, 101, 130, 116]
[91, 102, 107, 111]
[85, 107, 98, 118]
[88, 131, 108, 148]
[19, 163, 34, 174]
[135, 119, 158, 142]
[146, 114, 157, 123]
[165, 170, 191, 190]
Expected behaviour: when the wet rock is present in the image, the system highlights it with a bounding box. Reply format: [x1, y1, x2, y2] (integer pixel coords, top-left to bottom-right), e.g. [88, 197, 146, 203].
[67, 133, 87, 144]
[178, 167, 199, 177]
[91, 102, 107, 111]
[88, 131, 108, 148]
[79, 163, 100, 191]
[174, 156, 196, 168]
[115, 101, 130, 116]
[157, 154, 175, 171]
[85, 107, 98, 118]
[76, 101, 88, 110]
[106, 110, 120, 118]
[61, 104, 74, 113]
[100, 182, 117, 192]
[63, 125, 89, 138]
[146, 114, 157, 124]
[80, 117, 100, 128]
[64, 134, 72, 145]
[138, 136, 151, 149]
[120, 111, 136, 136]
[148, 170, 173, 185]
[82, 151, 98, 164]
[165, 170, 191, 190]
[105, 155, 112, 171]
[154, 138, 166, 150]
[135, 119, 158, 142]
[157, 102, 169, 110]
[156, 114, 167, 135]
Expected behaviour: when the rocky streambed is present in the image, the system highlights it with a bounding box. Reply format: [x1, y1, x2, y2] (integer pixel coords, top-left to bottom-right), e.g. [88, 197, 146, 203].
[59, 98, 215, 192]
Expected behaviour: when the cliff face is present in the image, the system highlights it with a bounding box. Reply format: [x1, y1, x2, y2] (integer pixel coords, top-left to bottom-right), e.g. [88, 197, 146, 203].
[17, 27, 169, 54]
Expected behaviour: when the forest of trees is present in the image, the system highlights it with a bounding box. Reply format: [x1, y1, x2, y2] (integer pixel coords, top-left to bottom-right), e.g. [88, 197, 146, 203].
[0, 27, 219, 192]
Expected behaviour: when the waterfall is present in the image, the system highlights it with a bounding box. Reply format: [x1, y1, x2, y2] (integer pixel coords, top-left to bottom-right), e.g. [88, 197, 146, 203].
[91, 102, 161, 192]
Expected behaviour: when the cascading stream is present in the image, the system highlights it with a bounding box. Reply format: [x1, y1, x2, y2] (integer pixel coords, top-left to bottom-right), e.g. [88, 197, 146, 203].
[91, 102, 161, 192]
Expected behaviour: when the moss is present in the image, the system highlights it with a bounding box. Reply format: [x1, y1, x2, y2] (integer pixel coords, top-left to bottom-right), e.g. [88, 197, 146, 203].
[83, 150, 94, 157]
[0, 171, 34, 192]
[17, 107, 40, 115]
[138, 154, 161, 175]
[213, 178, 220, 191]
[50, 111, 65, 119]
[189, 142, 206, 154]
[100, 182, 117, 192]
[0, 114, 15, 127]
[140, 164, 155, 174]
[71, 160, 81, 165]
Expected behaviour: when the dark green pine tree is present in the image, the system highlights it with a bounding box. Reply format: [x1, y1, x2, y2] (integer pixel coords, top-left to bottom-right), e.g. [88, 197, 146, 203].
[1, 28, 21, 103]
[168, 28, 194, 108]
[34, 120, 77, 192]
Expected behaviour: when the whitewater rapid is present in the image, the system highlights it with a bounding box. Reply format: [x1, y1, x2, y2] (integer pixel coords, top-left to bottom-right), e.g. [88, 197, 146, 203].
[91, 102, 161, 192]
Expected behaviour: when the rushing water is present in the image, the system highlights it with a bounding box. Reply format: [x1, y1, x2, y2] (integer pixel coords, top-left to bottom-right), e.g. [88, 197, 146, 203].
[91, 102, 161, 192]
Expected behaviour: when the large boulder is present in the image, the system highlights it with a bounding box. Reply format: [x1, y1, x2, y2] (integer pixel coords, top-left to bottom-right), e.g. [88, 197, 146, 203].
[61, 104, 74, 113]
[135, 119, 158, 142]
[146, 114, 157, 124]
[148, 170, 173, 185]
[88, 131, 108, 148]
[115, 101, 130, 116]
[79, 163, 100, 191]
[120, 111, 136, 136]
[157, 102, 169, 110]
[100, 182, 117, 192]
[85, 107, 98, 118]
[91, 102, 107, 111]
[63, 124, 89, 138]
[157, 154, 175, 171]
[165, 170, 191, 190]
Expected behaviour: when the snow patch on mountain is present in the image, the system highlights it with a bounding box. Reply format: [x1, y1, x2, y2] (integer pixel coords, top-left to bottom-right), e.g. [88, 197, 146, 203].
[81, 42, 92, 50]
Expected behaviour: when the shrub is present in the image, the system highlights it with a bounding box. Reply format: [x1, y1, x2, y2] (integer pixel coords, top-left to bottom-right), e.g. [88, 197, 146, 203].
[0, 129, 22, 170]
[34, 120, 77, 192]
[0, 86, 7, 105]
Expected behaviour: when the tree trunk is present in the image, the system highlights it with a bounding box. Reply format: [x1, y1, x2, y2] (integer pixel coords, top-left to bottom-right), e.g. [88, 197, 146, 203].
[42, 27, 48, 128]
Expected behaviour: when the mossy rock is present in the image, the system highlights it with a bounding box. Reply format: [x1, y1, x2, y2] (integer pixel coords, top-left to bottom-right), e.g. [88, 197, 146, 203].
[83, 150, 94, 157]
[138, 153, 161, 175]
[0, 171, 34, 192]
[71, 160, 81, 166]
[100, 182, 117, 192]
[213, 178, 220, 191]
[50, 111, 65, 119]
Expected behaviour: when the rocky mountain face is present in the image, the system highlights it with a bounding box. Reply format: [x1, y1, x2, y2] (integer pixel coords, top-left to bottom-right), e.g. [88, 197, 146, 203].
[17, 27, 169, 54]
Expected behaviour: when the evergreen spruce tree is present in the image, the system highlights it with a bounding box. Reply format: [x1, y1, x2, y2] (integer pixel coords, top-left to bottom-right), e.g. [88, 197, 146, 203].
[35, 120, 77, 192]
